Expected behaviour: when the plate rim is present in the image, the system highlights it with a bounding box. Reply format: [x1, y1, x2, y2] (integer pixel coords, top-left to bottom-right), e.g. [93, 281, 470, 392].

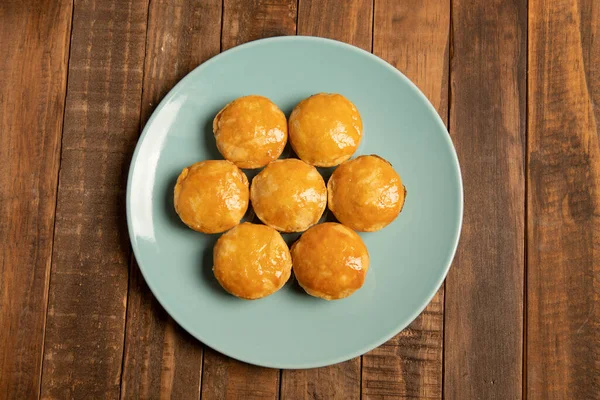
[126, 35, 464, 369]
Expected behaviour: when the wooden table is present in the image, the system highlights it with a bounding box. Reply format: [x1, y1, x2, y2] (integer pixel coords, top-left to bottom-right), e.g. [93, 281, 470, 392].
[2, 0, 599, 398]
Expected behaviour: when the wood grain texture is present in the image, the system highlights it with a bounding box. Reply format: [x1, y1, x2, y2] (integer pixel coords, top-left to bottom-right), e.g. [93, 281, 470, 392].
[120, 0, 222, 398]
[280, 1, 372, 397]
[362, 295, 444, 400]
[39, 0, 149, 398]
[0, 1, 73, 398]
[444, 0, 526, 398]
[362, 1, 449, 398]
[200, 1, 297, 398]
[221, 0, 297, 51]
[121, 266, 204, 400]
[297, 0, 372, 51]
[281, 362, 361, 400]
[202, 348, 280, 399]
[527, 0, 600, 398]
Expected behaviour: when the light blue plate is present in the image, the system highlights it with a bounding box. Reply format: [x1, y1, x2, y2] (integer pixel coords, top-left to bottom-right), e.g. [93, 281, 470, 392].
[127, 36, 463, 368]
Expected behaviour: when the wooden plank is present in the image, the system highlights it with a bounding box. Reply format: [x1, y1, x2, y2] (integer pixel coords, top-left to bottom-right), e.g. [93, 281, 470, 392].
[119, 0, 222, 398]
[444, 0, 526, 398]
[221, 0, 297, 51]
[200, 1, 297, 398]
[297, 0, 372, 51]
[361, 1, 449, 398]
[279, 1, 372, 398]
[362, 295, 444, 400]
[120, 269, 204, 400]
[39, 0, 149, 398]
[527, 0, 600, 398]
[0, 1, 73, 398]
[202, 348, 281, 399]
[281, 362, 360, 400]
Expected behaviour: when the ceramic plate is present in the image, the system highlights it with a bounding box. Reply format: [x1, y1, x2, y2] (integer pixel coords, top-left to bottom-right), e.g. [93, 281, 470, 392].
[127, 36, 463, 368]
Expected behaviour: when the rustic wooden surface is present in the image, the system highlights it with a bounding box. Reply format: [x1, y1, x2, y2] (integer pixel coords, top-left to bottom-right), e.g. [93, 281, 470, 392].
[1, 0, 599, 399]
[39, 0, 149, 398]
[527, 0, 600, 398]
[444, 0, 527, 398]
[0, 1, 73, 399]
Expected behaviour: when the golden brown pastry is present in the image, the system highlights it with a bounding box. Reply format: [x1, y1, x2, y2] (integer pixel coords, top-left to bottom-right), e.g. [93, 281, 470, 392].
[250, 159, 327, 232]
[328, 155, 406, 232]
[288, 93, 363, 167]
[213, 222, 292, 299]
[213, 95, 288, 169]
[291, 223, 370, 300]
[174, 160, 249, 234]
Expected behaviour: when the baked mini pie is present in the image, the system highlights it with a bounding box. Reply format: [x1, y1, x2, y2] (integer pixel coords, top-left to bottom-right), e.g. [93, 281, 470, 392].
[213, 222, 292, 299]
[328, 155, 406, 232]
[213, 95, 288, 169]
[291, 222, 370, 300]
[250, 159, 327, 232]
[174, 160, 249, 234]
[288, 93, 363, 167]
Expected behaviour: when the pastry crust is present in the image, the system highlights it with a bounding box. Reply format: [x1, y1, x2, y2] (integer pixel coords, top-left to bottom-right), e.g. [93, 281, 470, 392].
[289, 93, 362, 167]
[328, 155, 406, 232]
[213, 223, 292, 299]
[291, 223, 370, 300]
[174, 160, 249, 234]
[250, 159, 327, 232]
[213, 95, 288, 169]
